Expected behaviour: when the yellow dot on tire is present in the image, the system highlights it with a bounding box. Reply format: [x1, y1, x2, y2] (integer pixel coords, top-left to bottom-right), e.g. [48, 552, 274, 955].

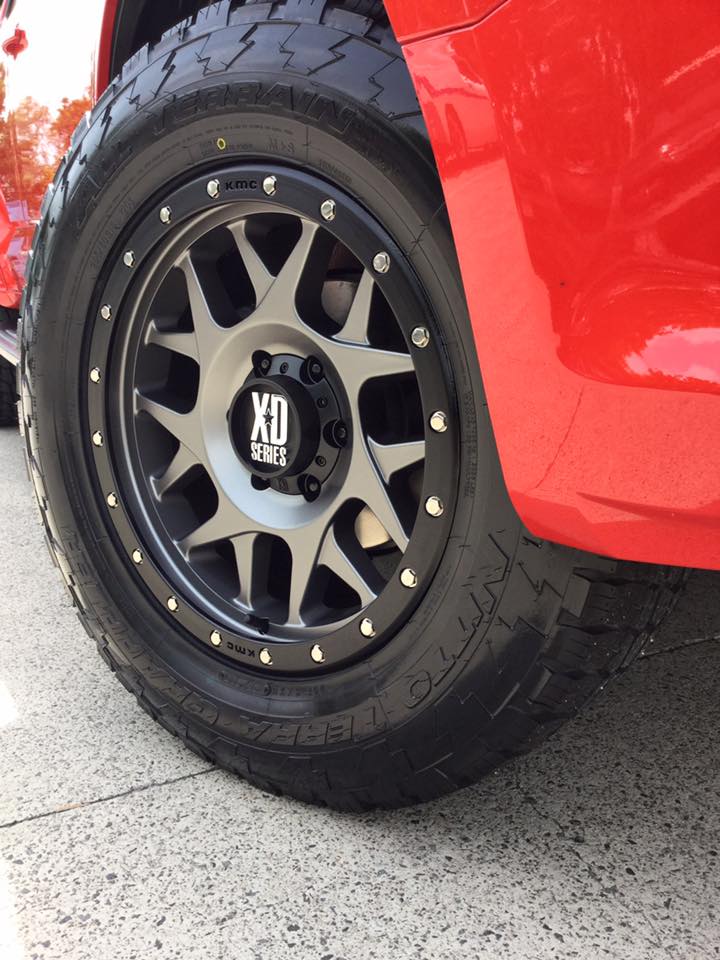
[216, 137, 227, 151]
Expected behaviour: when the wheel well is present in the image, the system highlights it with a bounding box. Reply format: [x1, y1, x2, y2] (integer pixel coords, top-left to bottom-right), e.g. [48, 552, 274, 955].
[110, 0, 206, 78]
[109, 0, 389, 80]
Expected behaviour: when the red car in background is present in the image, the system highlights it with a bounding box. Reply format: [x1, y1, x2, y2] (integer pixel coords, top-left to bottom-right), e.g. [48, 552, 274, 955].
[0, 0, 715, 809]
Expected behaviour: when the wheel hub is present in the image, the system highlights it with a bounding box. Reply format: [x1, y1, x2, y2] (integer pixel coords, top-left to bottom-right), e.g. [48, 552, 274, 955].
[230, 352, 344, 497]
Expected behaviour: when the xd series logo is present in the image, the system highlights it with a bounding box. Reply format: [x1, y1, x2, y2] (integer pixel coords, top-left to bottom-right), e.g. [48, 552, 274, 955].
[250, 392, 289, 467]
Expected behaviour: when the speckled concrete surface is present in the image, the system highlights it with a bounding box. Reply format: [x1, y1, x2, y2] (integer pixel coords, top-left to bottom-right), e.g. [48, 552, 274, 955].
[0, 425, 718, 960]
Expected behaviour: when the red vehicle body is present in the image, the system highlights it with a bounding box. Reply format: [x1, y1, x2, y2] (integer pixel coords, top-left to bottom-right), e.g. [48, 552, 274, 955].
[1, 0, 719, 570]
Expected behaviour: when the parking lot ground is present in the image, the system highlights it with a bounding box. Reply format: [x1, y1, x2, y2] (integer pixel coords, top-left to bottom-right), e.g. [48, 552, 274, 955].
[0, 425, 718, 960]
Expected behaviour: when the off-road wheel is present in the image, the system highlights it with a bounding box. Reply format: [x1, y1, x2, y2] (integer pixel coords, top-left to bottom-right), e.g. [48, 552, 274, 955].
[20, 1, 684, 809]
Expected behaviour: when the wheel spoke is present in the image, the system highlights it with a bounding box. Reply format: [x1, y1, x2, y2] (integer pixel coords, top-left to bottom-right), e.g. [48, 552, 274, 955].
[318, 524, 384, 607]
[325, 340, 415, 396]
[179, 493, 252, 555]
[152, 443, 198, 498]
[231, 532, 261, 608]
[177, 252, 224, 363]
[145, 325, 199, 362]
[345, 442, 410, 552]
[227, 220, 274, 304]
[338, 269, 374, 345]
[135, 393, 202, 456]
[286, 526, 322, 624]
[260, 219, 319, 317]
[367, 437, 425, 485]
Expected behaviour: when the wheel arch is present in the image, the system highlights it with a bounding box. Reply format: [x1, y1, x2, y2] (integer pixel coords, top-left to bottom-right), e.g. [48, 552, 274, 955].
[105, 0, 438, 83]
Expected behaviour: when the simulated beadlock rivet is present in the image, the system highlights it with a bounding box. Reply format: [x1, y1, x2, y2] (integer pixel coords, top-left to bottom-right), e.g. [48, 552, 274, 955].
[320, 199, 336, 221]
[92, 430, 104, 447]
[360, 618, 376, 639]
[425, 496, 444, 518]
[263, 175, 278, 197]
[400, 568, 418, 589]
[159, 206, 172, 224]
[411, 326, 430, 349]
[259, 648, 273, 666]
[210, 630, 223, 647]
[167, 596, 179, 613]
[310, 644, 325, 664]
[429, 411, 448, 434]
[123, 250, 135, 268]
[373, 251, 391, 274]
[100, 304, 112, 321]
[132, 549, 144, 565]
[207, 178, 220, 199]
[89, 367, 102, 384]
[106, 492, 119, 509]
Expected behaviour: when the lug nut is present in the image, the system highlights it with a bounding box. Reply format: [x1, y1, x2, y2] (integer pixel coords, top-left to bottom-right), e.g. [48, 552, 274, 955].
[430, 411, 448, 433]
[132, 549, 144, 565]
[259, 648, 273, 666]
[100, 304, 112, 321]
[307, 358, 323, 383]
[159, 206, 172, 224]
[207, 179, 220, 199]
[411, 326, 430, 349]
[310, 644, 325, 664]
[330, 420, 348, 448]
[320, 199, 336, 221]
[106, 492, 119, 509]
[254, 351, 272, 376]
[89, 367, 102, 383]
[373, 251, 391, 274]
[210, 630, 223, 647]
[92, 430, 104, 447]
[167, 596, 179, 612]
[425, 496, 444, 518]
[360, 618, 376, 638]
[400, 568, 418, 589]
[302, 475, 321, 501]
[263, 175, 278, 196]
[123, 250, 135, 268]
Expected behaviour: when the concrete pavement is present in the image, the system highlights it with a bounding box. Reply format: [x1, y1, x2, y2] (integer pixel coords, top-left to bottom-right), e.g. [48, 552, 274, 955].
[0, 424, 718, 960]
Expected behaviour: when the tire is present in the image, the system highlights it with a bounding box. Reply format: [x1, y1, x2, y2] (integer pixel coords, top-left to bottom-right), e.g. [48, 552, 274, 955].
[20, 0, 684, 810]
[0, 356, 17, 426]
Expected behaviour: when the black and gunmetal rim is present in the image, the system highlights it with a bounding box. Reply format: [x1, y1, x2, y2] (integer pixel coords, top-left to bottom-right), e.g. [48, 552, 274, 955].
[86, 165, 459, 673]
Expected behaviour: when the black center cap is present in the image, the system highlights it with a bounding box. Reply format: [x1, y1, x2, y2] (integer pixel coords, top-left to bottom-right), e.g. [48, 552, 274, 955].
[231, 375, 320, 479]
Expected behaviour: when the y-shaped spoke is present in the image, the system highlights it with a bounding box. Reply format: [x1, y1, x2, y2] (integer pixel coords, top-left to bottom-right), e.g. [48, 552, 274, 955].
[324, 339, 415, 399]
[177, 252, 225, 365]
[152, 443, 199, 498]
[227, 220, 274, 304]
[339, 269, 374, 345]
[179, 491, 256, 557]
[345, 441, 410, 553]
[258, 219, 319, 318]
[367, 437, 425, 485]
[284, 522, 324, 624]
[231, 532, 261, 608]
[136, 393, 203, 458]
[145, 325, 199, 362]
[318, 523, 384, 608]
